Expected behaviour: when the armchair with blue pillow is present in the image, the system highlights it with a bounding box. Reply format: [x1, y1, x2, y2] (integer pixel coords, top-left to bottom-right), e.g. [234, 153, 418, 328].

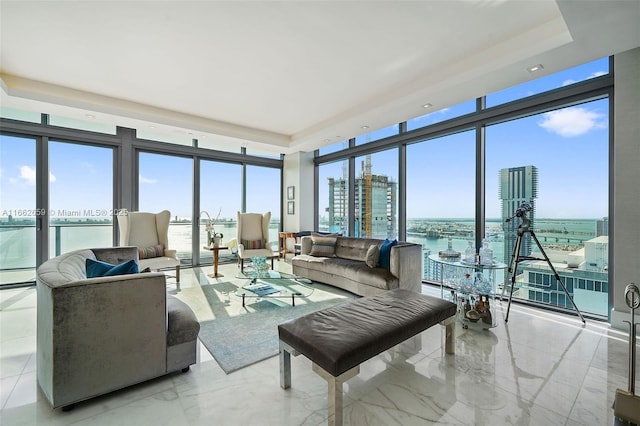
[36, 246, 199, 411]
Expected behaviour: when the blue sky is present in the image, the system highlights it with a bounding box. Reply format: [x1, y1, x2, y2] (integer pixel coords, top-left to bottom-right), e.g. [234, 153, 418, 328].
[1, 58, 609, 221]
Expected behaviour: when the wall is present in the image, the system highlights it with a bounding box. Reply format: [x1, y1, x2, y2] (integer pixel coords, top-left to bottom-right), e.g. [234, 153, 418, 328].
[611, 47, 640, 330]
[282, 151, 314, 232]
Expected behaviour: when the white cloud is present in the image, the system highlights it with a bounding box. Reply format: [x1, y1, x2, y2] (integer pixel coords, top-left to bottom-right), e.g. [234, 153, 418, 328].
[8, 166, 56, 185]
[538, 107, 606, 137]
[18, 165, 36, 185]
[139, 175, 157, 184]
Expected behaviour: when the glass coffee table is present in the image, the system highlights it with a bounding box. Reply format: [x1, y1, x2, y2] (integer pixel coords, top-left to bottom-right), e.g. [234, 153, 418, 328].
[235, 268, 314, 307]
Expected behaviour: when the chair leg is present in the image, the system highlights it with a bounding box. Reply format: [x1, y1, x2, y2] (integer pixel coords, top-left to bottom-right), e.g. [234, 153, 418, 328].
[240, 258, 244, 272]
[175, 265, 181, 291]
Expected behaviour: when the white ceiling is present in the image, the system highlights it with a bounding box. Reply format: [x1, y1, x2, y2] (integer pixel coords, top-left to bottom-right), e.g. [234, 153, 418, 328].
[1, 1, 639, 154]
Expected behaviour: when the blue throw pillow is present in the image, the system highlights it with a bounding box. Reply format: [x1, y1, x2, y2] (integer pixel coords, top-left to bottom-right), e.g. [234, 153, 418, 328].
[86, 258, 139, 278]
[378, 239, 398, 270]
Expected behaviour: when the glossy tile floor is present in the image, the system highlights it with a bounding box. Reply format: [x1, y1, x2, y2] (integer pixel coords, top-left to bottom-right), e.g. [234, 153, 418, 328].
[0, 259, 636, 425]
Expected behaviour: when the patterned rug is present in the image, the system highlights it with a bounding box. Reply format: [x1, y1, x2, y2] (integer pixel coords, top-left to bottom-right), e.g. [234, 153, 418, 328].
[177, 281, 353, 374]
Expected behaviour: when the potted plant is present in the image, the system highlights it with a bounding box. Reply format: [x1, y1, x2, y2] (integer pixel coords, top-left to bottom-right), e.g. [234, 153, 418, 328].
[201, 208, 224, 247]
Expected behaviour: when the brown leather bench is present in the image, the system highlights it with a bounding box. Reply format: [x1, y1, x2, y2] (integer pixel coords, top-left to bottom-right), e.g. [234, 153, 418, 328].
[278, 288, 456, 425]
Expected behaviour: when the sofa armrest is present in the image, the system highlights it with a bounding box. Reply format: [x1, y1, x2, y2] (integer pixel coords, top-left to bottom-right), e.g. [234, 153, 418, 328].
[389, 243, 423, 293]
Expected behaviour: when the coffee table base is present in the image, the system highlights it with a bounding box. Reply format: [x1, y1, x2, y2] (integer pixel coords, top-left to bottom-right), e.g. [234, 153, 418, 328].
[240, 292, 302, 308]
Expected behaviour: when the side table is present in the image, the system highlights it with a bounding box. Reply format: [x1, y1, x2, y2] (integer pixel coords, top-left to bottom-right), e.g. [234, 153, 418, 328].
[278, 232, 295, 259]
[203, 245, 229, 278]
[428, 254, 506, 329]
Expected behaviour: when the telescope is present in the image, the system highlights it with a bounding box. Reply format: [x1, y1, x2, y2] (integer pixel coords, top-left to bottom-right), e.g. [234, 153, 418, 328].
[505, 202, 533, 223]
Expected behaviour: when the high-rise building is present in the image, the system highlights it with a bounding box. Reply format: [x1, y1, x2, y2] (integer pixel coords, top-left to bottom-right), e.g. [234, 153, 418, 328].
[596, 217, 609, 237]
[328, 155, 397, 239]
[499, 165, 538, 264]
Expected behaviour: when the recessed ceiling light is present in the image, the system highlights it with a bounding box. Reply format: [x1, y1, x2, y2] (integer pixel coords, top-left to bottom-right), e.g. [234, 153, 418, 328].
[528, 64, 544, 72]
[422, 103, 432, 109]
[361, 125, 369, 129]
[85, 114, 95, 119]
[324, 139, 331, 143]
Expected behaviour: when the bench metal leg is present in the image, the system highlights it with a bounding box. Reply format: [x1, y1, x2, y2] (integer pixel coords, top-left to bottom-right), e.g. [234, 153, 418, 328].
[279, 341, 299, 389]
[312, 363, 359, 426]
[441, 316, 455, 355]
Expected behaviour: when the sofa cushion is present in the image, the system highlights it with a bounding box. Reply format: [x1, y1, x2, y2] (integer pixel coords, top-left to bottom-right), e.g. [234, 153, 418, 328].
[138, 244, 164, 259]
[309, 234, 337, 257]
[167, 296, 200, 346]
[365, 245, 380, 268]
[379, 239, 398, 269]
[334, 237, 381, 261]
[86, 258, 140, 278]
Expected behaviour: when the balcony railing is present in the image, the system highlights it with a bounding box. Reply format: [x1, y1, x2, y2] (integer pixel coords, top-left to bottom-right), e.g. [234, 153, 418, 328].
[0, 220, 281, 286]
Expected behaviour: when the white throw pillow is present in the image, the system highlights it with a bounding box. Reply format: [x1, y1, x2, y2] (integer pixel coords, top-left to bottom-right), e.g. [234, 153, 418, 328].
[365, 245, 380, 268]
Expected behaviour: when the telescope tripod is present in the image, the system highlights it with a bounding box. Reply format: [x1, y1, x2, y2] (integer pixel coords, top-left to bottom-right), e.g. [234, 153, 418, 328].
[503, 214, 586, 324]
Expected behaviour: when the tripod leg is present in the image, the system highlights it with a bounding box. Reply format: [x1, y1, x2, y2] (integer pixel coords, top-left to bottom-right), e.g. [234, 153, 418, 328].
[530, 231, 586, 324]
[505, 232, 523, 323]
[503, 231, 520, 298]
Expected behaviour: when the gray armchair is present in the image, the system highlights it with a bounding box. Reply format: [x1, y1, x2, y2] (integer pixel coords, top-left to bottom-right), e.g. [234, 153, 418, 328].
[36, 247, 199, 410]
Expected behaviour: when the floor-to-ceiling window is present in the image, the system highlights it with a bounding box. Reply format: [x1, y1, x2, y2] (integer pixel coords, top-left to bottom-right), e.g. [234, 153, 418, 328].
[0, 135, 37, 285]
[318, 160, 350, 235]
[406, 130, 476, 279]
[245, 165, 281, 247]
[199, 160, 242, 263]
[48, 141, 114, 256]
[138, 152, 193, 265]
[0, 115, 284, 286]
[485, 98, 609, 316]
[314, 57, 611, 319]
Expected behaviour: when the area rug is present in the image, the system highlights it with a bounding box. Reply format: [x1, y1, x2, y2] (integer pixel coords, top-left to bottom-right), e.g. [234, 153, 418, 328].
[177, 281, 353, 374]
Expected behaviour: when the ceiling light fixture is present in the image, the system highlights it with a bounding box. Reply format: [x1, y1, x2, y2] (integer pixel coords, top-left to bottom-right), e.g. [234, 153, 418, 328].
[528, 64, 544, 72]
[85, 114, 95, 119]
[361, 125, 369, 129]
[422, 103, 432, 109]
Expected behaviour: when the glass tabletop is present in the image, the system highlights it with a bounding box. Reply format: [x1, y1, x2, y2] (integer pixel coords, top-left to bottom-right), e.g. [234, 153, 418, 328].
[234, 266, 315, 306]
[235, 268, 297, 280]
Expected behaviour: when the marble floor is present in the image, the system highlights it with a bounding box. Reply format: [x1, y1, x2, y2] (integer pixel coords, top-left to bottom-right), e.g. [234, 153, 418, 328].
[0, 259, 636, 425]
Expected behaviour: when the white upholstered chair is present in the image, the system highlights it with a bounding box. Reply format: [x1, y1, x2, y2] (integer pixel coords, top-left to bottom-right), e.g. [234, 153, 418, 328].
[236, 211, 276, 271]
[117, 210, 181, 287]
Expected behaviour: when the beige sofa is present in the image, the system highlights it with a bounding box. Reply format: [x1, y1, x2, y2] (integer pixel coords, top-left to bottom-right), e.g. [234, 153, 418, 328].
[292, 236, 422, 296]
[36, 247, 199, 410]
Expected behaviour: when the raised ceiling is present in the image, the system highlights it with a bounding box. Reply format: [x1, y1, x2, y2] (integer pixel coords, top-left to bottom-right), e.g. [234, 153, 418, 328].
[1, 1, 639, 154]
